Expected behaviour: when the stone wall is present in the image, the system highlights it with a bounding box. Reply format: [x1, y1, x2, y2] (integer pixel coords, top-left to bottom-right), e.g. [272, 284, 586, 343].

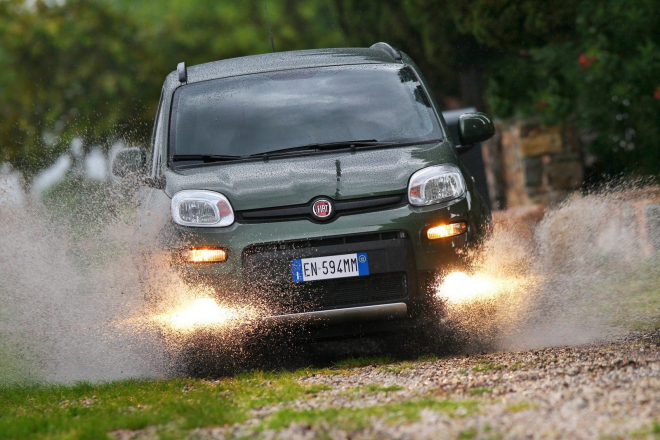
[481, 120, 660, 256]
[481, 120, 584, 209]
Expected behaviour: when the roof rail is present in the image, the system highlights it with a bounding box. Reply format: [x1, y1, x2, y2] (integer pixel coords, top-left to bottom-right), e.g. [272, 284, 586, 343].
[369, 42, 402, 61]
[177, 62, 187, 83]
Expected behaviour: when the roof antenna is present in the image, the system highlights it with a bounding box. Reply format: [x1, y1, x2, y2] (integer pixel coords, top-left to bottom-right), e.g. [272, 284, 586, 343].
[264, 2, 275, 52]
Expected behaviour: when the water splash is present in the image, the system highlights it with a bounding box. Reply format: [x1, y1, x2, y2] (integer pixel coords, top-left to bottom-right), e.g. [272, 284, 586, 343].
[0, 176, 658, 383]
[435, 188, 660, 351]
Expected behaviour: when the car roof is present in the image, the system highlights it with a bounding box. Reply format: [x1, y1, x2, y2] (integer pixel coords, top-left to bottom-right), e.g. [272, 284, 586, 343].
[171, 47, 403, 84]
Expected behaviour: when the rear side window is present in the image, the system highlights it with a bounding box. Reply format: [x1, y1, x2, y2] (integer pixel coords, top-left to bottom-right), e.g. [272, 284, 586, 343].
[169, 65, 442, 161]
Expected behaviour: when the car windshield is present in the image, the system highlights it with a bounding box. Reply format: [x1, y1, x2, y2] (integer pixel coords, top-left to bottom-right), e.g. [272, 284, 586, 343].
[169, 65, 442, 162]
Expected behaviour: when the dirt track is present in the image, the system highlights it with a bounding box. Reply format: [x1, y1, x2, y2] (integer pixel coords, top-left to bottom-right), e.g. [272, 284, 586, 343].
[198, 331, 660, 439]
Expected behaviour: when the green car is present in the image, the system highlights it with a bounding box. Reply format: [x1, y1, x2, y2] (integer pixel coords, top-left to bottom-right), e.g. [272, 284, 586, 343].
[113, 42, 495, 340]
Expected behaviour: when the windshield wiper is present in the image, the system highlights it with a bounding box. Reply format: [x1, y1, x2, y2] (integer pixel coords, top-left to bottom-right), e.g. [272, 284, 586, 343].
[312, 139, 397, 150]
[247, 145, 319, 158]
[247, 139, 396, 159]
[174, 139, 430, 164]
[172, 154, 243, 163]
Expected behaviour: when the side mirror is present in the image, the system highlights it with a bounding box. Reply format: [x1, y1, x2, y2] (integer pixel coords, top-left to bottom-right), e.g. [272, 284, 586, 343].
[111, 147, 146, 178]
[456, 112, 495, 154]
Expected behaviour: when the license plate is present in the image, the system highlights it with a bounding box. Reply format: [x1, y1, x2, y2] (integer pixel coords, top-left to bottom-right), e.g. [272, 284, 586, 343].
[291, 252, 369, 282]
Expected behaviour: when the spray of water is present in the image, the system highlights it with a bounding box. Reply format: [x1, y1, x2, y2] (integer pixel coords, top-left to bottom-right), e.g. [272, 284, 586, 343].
[436, 187, 660, 351]
[0, 174, 658, 383]
[0, 176, 257, 384]
[0, 181, 158, 383]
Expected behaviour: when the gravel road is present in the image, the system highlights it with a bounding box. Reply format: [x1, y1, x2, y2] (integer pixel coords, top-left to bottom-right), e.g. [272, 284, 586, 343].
[198, 331, 660, 440]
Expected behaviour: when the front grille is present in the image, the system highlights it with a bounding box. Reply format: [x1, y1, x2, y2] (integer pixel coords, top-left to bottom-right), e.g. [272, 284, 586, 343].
[235, 194, 405, 224]
[243, 230, 406, 256]
[266, 272, 407, 313]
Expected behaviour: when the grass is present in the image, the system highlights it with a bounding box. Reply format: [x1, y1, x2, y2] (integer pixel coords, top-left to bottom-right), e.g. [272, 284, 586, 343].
[585, 257, 660, 332]
[0, 361, 479, 440]
[377, 361, 416, 373]
[0, 337, 43, 385]
[262, 399, 479, 432]
[333, 355, 393, 369]
[331, 355, 424, 374]
[468, 387, 493, 395]
[0, 371, 326, 439]
[417, 354, 439, 363]
[457, 428, 478, 439]
[458, 426, 501, 440]
[472, 361, 504, 373]
[471, 360, 528, 373]
[351, 384, 404, 394]
[630, 420, 660, 439]
[505, 402, 531, 412]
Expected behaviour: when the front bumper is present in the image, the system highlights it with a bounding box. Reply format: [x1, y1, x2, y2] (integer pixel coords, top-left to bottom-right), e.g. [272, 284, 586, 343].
[164, 194, 478, 320]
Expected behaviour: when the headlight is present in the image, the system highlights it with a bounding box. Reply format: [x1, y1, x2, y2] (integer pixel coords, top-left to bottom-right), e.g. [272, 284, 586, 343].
[408, 164, 466, 206]
[171, 190, 235, 227]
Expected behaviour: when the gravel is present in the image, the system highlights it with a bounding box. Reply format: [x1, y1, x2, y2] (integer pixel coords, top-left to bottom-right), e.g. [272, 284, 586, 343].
[196, 331, 660, 440]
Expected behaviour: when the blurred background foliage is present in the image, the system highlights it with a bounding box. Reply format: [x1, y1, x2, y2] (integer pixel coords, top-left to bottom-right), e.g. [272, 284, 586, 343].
[0, 0, 658, 179]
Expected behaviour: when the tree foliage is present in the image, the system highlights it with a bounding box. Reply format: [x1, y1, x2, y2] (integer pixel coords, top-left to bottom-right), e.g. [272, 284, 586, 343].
[333, 0, 493, 109]
[0, 0, 344, 176]
[477, 0, 660, 175]
[0, 0, 157, 174]
[448, 0, 577, 49]
[335, 0, 660, 176]
[0, 0, 658, 177]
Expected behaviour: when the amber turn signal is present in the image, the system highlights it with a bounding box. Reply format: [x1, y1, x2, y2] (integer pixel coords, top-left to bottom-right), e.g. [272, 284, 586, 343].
[182, 248, 228, 263]
[427, 222, 467, 240]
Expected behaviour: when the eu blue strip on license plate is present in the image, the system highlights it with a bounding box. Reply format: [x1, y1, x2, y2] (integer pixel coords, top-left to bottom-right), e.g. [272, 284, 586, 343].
[291, 252, 369, 282]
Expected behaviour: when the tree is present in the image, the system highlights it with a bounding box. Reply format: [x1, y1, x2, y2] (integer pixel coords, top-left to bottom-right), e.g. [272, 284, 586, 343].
[0, 0, 158, 175]
[448, 0, 577, 49]
[333, 0, 494, 110]
[2, 0, 658, 177]
[469, 0, 660, 175]
[0, 0, 345, 177]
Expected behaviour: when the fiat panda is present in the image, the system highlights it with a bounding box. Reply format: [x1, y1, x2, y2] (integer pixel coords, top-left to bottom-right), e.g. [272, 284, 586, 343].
[112, 43, 495, 339]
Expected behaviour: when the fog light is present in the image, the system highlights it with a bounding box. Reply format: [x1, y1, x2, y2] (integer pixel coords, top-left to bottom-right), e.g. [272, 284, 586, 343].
[427, 222, 467, 239]
[182, 248, 227, 263]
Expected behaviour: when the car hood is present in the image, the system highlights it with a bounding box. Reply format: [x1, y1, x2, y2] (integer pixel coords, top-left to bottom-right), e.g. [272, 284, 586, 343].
[164, 141, 457, 211]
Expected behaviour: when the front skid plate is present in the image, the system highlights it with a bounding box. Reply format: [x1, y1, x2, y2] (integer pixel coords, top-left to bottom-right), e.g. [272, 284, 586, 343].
[264, 302, 408, 325]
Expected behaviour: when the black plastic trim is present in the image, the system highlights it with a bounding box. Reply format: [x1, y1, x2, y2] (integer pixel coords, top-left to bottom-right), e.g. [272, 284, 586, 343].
[370, 42, 402, 61]
[235, 194, 405, 224]
[177, 62, 187, 83]
[243, 230, 408, 255]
